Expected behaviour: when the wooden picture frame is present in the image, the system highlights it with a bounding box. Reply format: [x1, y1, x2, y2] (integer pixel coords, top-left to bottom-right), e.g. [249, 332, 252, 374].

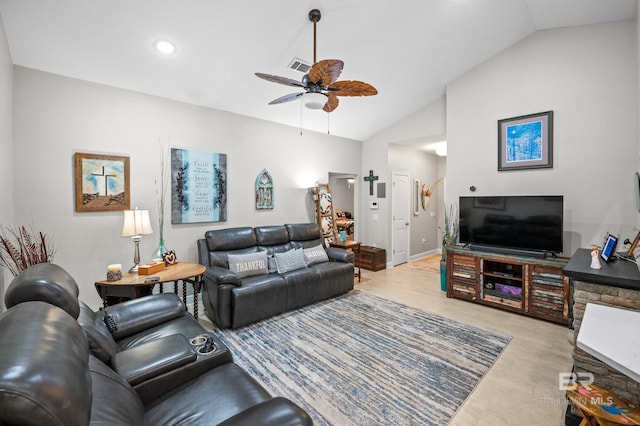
[498, 111, 553, 171]
[413, 179, 421, 216]
[74, 152, 130, 212]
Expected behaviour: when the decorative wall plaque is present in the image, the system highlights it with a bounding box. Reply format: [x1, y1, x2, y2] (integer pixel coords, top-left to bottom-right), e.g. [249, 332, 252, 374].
[255, 169, 274, 210]
[171, 148, 227, 224]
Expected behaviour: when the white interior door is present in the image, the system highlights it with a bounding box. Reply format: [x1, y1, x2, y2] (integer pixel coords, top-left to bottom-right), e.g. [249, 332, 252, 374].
[392, 172, 410, 266]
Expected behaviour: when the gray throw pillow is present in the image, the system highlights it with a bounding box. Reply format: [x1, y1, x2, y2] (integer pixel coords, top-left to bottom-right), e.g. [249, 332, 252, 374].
[303, 244, 329, 266]
[267, 255, 278, 273]
[227, 251, 269, 278]
[275, 248, 307, 273]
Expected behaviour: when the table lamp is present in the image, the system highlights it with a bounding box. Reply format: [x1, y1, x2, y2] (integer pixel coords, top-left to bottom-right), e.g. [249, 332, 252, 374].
[121, 208, 153, 273]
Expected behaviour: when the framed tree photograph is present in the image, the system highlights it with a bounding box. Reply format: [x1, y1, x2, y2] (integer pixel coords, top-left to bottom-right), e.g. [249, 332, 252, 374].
[74, 152, 130, 212]
[498, 111, 553, 171]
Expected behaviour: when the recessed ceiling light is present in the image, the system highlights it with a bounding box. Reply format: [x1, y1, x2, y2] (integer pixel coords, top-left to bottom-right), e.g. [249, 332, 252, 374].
[154, 40, 176, 55]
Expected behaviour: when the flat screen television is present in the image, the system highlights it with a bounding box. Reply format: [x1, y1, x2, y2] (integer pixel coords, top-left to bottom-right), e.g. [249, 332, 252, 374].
[459, 195, 563, 257]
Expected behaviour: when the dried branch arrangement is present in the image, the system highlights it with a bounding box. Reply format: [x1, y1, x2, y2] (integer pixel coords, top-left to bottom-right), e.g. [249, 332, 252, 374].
[0, 225, 56, 276]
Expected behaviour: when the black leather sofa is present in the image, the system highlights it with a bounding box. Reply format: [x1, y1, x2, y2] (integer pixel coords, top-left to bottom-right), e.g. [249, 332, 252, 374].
[1, 263, 312, 425]
[197, 223, 354, 329]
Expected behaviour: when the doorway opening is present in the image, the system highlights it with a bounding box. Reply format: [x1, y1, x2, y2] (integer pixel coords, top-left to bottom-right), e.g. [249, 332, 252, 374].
[328, 172, 357, 241]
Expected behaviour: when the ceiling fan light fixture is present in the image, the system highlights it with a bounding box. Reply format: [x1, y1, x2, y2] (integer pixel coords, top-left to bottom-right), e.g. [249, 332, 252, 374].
[302, 92, 327, 110]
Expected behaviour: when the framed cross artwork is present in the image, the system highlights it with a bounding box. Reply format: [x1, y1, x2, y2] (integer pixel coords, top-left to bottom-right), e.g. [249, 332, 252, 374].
[74, 152, 130, 212]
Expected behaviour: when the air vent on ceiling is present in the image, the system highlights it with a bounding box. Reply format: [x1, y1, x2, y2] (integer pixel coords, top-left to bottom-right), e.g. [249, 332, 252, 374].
[288, 58, 311, 73]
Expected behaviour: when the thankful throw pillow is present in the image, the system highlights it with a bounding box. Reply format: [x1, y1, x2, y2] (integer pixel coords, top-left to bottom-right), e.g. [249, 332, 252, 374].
[227, 252, 269, 278]
[303, 244, 329, 266]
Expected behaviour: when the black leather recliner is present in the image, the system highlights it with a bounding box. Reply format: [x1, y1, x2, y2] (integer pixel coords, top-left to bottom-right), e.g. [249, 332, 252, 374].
[197, 223, 354, 329]
[1, 263, 313, 425]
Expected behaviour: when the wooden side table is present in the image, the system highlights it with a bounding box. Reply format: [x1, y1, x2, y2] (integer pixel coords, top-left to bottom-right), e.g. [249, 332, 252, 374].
[566, 383, 640, 425]
[95, 262, 206, 319]
[330, 240, 361, 282]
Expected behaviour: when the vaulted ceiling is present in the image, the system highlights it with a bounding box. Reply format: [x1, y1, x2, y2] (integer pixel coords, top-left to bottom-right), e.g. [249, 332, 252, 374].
[0, 1, 636, 141]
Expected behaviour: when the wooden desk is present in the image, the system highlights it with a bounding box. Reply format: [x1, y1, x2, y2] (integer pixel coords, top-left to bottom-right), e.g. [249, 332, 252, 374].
[330, 240, 361, 282]
[95, 262, 206, 319]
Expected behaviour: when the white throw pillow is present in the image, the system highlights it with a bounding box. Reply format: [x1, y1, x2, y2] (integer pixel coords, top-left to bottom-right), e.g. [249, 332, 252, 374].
[227, 251, 269, 278]
[303, 244, 329, 266]
[274, 249, 307, 273]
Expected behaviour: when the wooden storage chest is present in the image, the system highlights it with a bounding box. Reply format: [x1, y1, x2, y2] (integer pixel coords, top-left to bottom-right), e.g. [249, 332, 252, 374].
[355, 246, 386, 271]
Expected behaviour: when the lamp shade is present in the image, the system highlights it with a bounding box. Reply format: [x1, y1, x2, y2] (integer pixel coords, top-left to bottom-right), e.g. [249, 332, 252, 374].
[302, 92, 327, 110]
[121, 208, 153, 237]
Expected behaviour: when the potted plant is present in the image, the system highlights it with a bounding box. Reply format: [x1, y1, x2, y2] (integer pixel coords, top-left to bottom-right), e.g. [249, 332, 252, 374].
[440, 204, 459, 291]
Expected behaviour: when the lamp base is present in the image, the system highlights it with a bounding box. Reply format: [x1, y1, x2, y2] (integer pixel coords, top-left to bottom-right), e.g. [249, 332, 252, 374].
[129, 236, 142, 274]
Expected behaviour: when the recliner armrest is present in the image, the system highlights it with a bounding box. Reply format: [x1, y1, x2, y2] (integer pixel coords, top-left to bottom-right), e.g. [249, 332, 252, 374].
[204, 266, 242, 287]
[104, 293, 186, 340]
[111, 334, 196, 386]
[325, 247, 354, 263]
[216, 397, 313, 426]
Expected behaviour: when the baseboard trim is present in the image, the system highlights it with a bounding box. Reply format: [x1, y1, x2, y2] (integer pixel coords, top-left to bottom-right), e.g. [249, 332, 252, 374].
[409, 249, 439, 262]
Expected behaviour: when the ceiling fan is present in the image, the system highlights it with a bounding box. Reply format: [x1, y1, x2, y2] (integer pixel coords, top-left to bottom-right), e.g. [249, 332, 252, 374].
[255, 9, 377, 113]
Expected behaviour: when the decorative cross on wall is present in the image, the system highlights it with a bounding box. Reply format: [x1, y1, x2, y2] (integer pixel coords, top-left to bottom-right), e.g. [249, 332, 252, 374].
[91, 166, 117, 196]
[364, 170, 379, 196]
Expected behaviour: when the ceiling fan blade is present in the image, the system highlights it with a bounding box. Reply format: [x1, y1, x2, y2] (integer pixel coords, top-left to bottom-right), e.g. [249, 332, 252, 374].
[329, 80, 378, 96]
[255, 73, 305, 88]
[323, 92, 339, 112]
[309, 59, 344, 86]
[268, 92, 304, 105]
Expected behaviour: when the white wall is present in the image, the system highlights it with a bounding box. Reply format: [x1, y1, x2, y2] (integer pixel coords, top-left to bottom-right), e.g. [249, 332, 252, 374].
[12, 67, 362, 308]
[446, 20, 638, 257]
[637, 6, 640, 230]
[0, 16, 13, 310]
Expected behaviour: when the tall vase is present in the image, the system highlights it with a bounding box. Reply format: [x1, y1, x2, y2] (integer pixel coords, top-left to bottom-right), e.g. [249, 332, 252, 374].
[440, 260, 447, 292]
[151, 235, 166, 262]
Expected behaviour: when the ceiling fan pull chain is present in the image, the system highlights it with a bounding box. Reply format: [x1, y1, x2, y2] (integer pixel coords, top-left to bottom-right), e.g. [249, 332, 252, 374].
[327, 112, 330, 135]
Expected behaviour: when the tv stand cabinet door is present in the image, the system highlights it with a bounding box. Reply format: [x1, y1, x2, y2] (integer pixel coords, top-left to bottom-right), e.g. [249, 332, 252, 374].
[527, 264, 569, 324]
[447, 252, 479, 301]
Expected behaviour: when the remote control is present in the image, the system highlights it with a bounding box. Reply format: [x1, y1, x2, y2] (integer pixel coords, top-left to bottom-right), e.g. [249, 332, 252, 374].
[144, 276, 160, 282]
[202, 337, 215, 353]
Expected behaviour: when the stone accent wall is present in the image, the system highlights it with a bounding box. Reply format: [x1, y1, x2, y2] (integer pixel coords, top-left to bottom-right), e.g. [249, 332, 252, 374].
[572, 280, 640, 405]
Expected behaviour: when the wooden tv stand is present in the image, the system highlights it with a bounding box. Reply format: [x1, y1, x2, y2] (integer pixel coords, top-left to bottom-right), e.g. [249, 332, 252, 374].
[446, 247, 569, 325]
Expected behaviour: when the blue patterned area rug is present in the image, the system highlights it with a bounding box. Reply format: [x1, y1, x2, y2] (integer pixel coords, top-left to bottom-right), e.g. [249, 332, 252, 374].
[213, 290, 511, 425]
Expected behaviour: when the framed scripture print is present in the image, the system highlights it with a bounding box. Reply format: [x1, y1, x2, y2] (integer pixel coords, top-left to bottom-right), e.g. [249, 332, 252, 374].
[75, 152, 130, 212]
[171, 148, 227, 224]
[498, 111, 553, 171]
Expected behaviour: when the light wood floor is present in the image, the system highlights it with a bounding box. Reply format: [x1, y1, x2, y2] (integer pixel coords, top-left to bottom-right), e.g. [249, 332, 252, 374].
[358, 263, 573, 425]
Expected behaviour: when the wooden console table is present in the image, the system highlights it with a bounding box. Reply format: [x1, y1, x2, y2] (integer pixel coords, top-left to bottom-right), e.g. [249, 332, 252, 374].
[446, 247, 569, 324]
[95, 262, 206, 319]
[330, 240, 361, 282]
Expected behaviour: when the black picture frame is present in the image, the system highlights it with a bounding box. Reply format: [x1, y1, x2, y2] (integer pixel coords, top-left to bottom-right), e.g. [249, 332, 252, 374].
[600, 234, 618, 263]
